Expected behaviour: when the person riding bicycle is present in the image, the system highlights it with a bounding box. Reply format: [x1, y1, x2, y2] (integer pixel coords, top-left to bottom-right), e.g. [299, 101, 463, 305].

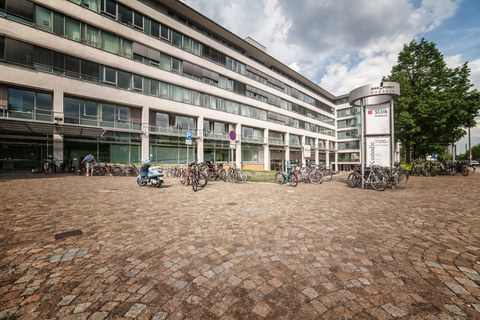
[82, 153, 96, 176]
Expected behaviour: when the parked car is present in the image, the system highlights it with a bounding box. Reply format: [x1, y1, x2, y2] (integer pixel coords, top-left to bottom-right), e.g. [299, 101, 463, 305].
[470, 160, 479, 166]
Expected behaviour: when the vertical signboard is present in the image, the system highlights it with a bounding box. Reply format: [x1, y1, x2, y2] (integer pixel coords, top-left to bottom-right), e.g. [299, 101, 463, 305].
[365, 103, 390, 135]
[304, 145, 311, 158]
[366, 137, 391, 167]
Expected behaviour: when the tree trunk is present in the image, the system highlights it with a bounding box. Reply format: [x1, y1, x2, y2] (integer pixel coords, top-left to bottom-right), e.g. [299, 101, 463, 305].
[405, 141, 411, 164]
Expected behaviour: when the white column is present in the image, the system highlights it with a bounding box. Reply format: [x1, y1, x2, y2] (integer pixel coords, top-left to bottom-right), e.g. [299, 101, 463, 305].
[53, 89, 64, 161]
[197, 116, 204, 163]
[235, 123, 242, 168]
[285, 132, 290, 170]
[141, 106, 150, 161]
[301, 135, 306, 167]
[333, 141, 338, 171]
[263, 128, 270, 171]
[325, 139, 330, 168]
[315, 138, 319, 165]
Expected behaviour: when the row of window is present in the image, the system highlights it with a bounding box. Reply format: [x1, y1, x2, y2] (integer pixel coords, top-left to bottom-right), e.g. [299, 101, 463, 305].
[337, 129, 359, 140]
[65, 0, 335, 114]
[337, 141, 360, 150]
[1, 0, 336, 121]
[0, 36, 335, 136]
[34, 5, 133, 59]
[337, 117, 360, 129]
[31, 3, 336, 123]
[337, 107, 360, 118]
[64, 95, 141, 126]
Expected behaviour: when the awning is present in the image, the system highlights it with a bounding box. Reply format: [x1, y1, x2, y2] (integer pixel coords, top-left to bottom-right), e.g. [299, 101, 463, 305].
[0, 118, 105, 138]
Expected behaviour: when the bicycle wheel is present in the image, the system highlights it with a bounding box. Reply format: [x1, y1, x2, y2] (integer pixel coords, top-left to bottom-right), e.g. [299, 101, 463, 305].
[347, 172, 359, 188]
[236, 170, 248, 183]
[288, 172, 298, 187]
[192, 175, 199, 191]
[275, 172, 285, 185]
[370, 172, 387, 191]
[198, 172, 208, 187]
[396, 172, 409, 188]
[322, 169, 333, 182]
[312, 171, 323, 184]
[218, 169, 226, 182]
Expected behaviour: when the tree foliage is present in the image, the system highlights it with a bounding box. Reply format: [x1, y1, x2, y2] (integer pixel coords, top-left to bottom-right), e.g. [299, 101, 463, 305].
[458, 143, 480, 161]
[384, 38, 480, 162]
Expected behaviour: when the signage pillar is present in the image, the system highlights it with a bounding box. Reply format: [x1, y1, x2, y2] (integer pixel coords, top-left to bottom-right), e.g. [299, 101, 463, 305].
[349, 82, 401, 188]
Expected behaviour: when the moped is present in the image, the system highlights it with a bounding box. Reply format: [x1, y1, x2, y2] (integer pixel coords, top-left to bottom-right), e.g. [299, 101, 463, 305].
[137, 160, 164, 188]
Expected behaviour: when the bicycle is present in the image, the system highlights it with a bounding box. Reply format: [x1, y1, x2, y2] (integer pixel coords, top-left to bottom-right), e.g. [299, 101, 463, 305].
[347, 165, 387, 191]
[318, 163, 334, 182]
[223, 163, 248, 183]
[190, 162, 208, 192]
[275, 167, 299, 187]
[383, 163, 409, 189]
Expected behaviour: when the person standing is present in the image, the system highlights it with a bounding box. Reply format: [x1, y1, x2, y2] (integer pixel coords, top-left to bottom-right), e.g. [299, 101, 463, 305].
[82, 153, 96, 176]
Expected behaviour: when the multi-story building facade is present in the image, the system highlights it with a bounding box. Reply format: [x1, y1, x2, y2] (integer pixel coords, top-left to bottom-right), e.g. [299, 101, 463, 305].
[0, 0, 360, 172]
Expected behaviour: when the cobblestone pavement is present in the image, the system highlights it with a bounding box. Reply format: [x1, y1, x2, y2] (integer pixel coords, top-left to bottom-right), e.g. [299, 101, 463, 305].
[0, 171, 479, 320]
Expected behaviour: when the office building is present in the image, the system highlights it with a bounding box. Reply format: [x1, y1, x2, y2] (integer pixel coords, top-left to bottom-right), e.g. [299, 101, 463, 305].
[0, 0, 360, 171]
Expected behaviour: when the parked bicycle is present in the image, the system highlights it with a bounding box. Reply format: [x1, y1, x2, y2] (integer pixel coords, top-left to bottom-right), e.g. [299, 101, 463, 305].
[347, 164, 387, 191]
[275, 167, 299, 187]
[223, 163, 248, 183]
[383, 163, 409, 189]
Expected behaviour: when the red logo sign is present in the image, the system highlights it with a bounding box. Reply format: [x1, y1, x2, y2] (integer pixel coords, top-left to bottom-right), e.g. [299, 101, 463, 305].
[368, 110, 373, 115]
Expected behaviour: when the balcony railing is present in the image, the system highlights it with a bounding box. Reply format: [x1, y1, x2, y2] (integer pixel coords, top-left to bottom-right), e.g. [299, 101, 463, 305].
[149, 125, 197, 137]
[268, 138, 285, 146]
[203, 131, 229, 140]
[0, 108, 54, 122]
[64, 114, 142, 131]
[242, 136, 264, 144]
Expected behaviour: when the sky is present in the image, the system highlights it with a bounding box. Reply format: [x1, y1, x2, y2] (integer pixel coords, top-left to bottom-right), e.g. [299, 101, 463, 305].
[180, 0, 480, 154]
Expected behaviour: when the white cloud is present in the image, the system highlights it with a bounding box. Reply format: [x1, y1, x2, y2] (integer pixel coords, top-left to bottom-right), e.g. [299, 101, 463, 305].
[182, 0, 465, 95]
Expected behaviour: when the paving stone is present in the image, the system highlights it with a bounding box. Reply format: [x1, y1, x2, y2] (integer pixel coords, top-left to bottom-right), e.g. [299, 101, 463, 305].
[58, 295, 76, 306]
[125, 303, 146, 318]
[1, 174, 480, 319]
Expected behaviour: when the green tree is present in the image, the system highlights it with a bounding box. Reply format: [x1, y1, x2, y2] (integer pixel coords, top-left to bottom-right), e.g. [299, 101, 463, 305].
[384, 38, 480, 163]
[458, 143, 480, 161]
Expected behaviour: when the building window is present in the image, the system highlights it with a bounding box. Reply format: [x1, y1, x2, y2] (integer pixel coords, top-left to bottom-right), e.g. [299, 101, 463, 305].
[160, 24, 170, 41]
[101, 31, 118, 54]
[65, 16, 81, 41]
[35, 6, 52, 32]
[117, 70, 132, 90]
[160, 54, 171, 71]
[82, 0, 100, 12]
[117, 4, 132, 26]
[172, 30, 182, 48]
[83, 24, 100, 47]
[8, 88, 34, 112]
[53, 11, 64, 35]
[101, 0, 116, 18]
[64, 55, 80, 78]
[0, 36, 4, 60]
[81, 60, 100, 82]
[133, 11, 143, 30]
[84, 100, 97, 116]
[103, 66, 116, 85]
[133, 75, 143, 92]
[150, 20, 159, 38]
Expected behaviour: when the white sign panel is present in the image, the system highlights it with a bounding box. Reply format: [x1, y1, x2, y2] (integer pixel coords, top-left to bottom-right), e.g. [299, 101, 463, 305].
[365, 103, 390, 135]
[303, 145, 311, 158]
[366, 137, 391, 167]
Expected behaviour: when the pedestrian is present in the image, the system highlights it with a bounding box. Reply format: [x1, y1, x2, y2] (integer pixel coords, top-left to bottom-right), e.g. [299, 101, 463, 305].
[82, 153, 96, 176]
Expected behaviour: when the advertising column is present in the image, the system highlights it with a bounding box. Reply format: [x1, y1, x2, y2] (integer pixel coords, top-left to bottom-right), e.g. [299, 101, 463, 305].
[349, 82, 400, 188]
